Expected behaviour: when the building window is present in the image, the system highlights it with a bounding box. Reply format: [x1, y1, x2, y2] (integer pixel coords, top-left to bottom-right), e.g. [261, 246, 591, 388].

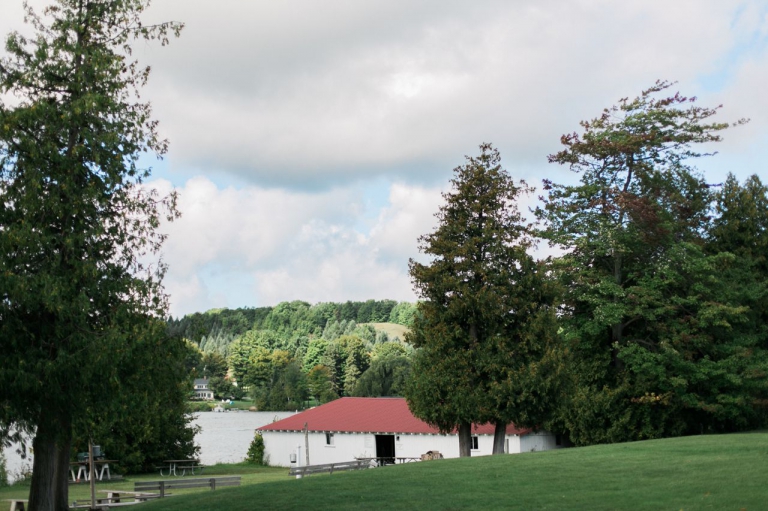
[325, 432, 334, 446]
[471, 436, 479, 450]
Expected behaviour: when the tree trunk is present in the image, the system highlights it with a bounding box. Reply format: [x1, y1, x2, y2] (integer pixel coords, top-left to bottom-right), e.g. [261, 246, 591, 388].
[53, 426, 71, 511]
[458, 422, 472, 457]
[27, 413, 71, 511]
[492, 422, 507, 454]
[27, 422, 56, 511]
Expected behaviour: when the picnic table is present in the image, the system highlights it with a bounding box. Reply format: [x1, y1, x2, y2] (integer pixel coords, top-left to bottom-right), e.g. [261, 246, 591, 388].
[354, 456, 421, 466]
[69, 460, 117, 481]
[160, 460, 205, 476]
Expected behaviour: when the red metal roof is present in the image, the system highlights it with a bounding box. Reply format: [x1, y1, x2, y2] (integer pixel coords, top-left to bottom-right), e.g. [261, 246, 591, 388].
[257, 397, 531, 436]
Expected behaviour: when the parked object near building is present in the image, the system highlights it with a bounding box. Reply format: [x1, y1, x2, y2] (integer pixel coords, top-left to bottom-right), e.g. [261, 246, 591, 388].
[258, 397, 561, 467]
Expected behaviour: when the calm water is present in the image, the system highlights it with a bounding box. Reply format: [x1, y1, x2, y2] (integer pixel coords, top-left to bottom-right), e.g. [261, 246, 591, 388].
[192, 410, 297, 465]
[1, 410, 297, 483]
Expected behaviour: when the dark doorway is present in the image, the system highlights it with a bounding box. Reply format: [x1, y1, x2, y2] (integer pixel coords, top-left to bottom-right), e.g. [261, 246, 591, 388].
[375, 435, 395, 465]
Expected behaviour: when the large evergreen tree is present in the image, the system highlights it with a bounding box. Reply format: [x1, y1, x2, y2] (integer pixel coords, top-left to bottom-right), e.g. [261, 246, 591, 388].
[0, 1, 182, 509]
[538, 81, 766, 444]
[406, 143, 560, 456]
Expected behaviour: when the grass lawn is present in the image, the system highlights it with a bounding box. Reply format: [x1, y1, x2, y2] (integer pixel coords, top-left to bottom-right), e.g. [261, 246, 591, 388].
[2, 432, 765, 510]
[141, 432, 767, 511]
[0, 463, 289, 505]
[187, 399, 256, 412]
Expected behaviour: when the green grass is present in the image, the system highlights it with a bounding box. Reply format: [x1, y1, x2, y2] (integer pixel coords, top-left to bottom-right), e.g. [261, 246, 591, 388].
[368, 322, 410, 341]
[187, 399, 255, 412]
[3, 433, 766, 510]
[145, 432, 767, 510]
[0, 463, 288, 504]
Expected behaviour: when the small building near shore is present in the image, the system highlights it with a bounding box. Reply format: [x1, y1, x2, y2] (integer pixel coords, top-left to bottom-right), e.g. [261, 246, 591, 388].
[257, 397, 560, 467]
[193, 378, 214, 400]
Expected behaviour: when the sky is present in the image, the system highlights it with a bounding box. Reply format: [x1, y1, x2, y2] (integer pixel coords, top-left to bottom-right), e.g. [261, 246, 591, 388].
[1, 0, 767, 317]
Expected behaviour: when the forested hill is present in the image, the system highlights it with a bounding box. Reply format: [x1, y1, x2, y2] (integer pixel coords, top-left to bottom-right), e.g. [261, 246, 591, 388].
[166, 299, 416, 356]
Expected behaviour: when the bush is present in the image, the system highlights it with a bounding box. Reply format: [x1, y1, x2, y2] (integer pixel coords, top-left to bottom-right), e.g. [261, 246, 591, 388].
[0, 453, 8, 488]
[246, 432, 265, 465]
[187, 401, 212, 413]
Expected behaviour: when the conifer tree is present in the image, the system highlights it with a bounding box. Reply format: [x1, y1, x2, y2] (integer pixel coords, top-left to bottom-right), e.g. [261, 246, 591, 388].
[0, 1, 182, 508]
[406, 143, 559, 456]
[538, 81, 764, 443]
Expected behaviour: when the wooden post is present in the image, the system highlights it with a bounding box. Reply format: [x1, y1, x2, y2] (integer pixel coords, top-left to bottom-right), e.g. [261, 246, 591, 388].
[159, 481, 165, 498]
[210, 477, 216, 491]
[303, 422, 310, 466]
[88, 441, 96, 510]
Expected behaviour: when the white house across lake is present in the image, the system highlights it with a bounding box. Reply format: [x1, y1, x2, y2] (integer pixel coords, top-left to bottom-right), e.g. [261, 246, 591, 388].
[258, 397, 560, 467]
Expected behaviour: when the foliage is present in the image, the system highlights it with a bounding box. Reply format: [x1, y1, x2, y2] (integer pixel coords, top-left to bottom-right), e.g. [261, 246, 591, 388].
[168, 300, 412, 355]
[71, 320, 199, 474]
[250, 353, 308, 411]
[245, 433, 266, 465]
[201, 352, 229, 379]
[406, 143, 560, 455]
[0, 452, 8, 488]
[538, 81, 766, 444]
[209, 377, 244, 400]
[389, 302, 417, 327]
[306, 365, 338, 404]
[353, 355, 412, 397]
[0, 0, 183, 507]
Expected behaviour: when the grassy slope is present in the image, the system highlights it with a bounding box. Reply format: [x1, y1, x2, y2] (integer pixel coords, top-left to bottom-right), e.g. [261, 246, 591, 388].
[135, 432, 768, 511]
[3, 433, 765, 509]
[368, 322, 410, 340]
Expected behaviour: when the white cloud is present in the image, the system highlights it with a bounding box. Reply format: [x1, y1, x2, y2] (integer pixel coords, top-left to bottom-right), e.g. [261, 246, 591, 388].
[3, 0, 765, 315]
[127, 0, 755, 187]
[157, 177, 446, 315]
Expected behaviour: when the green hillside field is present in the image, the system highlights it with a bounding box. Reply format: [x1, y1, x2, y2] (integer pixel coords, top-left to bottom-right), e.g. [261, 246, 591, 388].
[134, 431, 767, 510]
[368, 322, 410, 341]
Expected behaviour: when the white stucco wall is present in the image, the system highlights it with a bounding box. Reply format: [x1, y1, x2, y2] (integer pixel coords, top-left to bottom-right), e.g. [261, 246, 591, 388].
[519, 431, 559, 452]
[261, 430, 552, 467]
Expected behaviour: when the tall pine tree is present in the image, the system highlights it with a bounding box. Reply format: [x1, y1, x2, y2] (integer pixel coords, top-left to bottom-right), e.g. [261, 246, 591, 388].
[0, 1, 182, 508]
[538, 81, 764, 444]
[406, 143, 561, 456]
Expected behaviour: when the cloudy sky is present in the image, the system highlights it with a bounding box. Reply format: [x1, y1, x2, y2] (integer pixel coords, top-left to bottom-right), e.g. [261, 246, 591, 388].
[2, 1, 767, 317]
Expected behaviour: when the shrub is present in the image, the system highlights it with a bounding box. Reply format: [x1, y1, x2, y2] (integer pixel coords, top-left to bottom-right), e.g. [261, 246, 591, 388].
[0, 453, 8, 488]
[246, 432, 265, 465]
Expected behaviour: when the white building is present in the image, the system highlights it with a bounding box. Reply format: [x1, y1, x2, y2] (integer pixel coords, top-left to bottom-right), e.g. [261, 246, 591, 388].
[193, 378, 214, 400]
[258, 397, 561, 467]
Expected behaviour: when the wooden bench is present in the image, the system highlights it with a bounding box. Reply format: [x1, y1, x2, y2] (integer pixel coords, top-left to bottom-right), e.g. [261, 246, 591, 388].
[5, 499, 27, 511]
[98, 490, 164, 503]
[134, 476, 241, 498]
[289, 460, 369, 477]
[71, 500, 144, 509]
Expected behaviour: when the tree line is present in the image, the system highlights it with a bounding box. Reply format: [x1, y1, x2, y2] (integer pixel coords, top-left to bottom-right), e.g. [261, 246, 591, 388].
[175, 300, 417, 410]
[167, 299, 414, 354]
[405, 82, 768, 455]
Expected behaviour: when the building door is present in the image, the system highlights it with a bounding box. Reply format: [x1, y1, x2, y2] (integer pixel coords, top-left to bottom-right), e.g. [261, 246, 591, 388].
[375, 435, 395, 465]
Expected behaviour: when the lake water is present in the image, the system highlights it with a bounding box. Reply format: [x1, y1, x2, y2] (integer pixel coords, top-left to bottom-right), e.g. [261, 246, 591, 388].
[1, 410, 298, 483]
[192, 410, 297, 465]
